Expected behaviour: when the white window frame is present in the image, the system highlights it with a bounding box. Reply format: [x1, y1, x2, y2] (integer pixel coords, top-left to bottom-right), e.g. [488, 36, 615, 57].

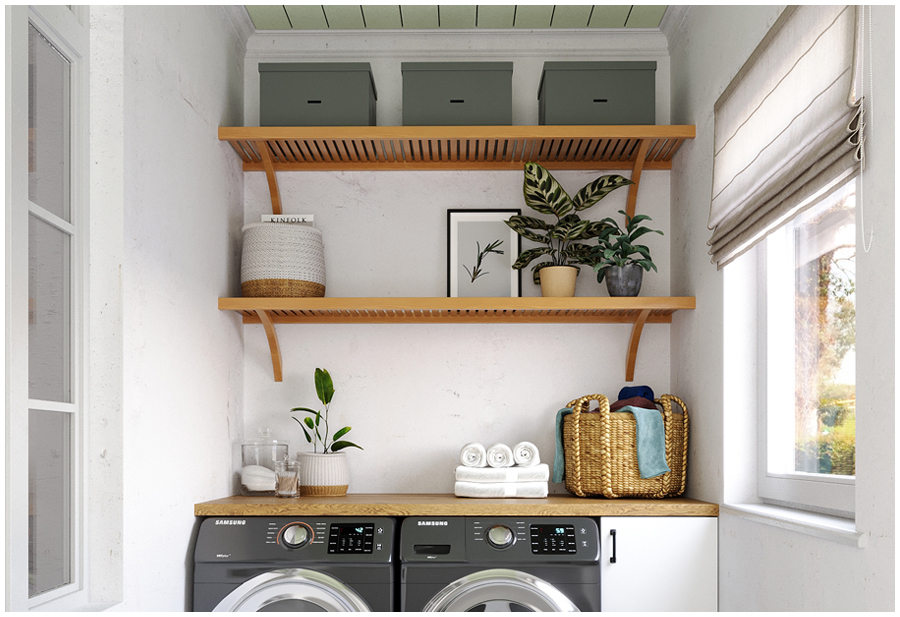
[5, 5, 91, 611]
[756, 178, 857, 519]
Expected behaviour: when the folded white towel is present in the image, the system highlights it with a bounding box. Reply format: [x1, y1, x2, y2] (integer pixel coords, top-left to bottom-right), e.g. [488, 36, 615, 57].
[455, 463, 550, 484]
[512, 441, 541, 467]
[454, 481, 548, 499]
[459, 442, 487, 468]
[486, 443, 514, 468]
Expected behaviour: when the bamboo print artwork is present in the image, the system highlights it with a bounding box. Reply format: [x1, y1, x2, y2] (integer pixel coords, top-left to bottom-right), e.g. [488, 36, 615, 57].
[464, 239, 504, 283]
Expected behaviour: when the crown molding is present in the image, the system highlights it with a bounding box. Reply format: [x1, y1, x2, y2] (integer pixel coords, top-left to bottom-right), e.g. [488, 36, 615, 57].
[659, 5, 690, 53]
[223, 5, 253, 50]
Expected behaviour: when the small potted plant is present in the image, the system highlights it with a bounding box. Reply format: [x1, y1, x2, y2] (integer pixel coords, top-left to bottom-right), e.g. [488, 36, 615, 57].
[589, 209, 663, 297]
[506, 162, 633, 297]
[290, 368, 362, 496]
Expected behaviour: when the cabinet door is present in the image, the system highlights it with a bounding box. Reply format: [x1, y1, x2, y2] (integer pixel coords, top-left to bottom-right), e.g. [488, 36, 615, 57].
[599, 516, 717, 612]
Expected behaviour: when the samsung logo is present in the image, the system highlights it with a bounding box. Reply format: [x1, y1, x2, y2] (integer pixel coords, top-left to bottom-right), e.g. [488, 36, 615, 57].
[418, 521, 448, 526]
[215, 520, 246, 526]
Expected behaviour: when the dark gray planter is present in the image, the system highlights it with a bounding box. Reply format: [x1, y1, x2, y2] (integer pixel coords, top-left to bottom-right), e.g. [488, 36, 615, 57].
[605, 264, 644, 296]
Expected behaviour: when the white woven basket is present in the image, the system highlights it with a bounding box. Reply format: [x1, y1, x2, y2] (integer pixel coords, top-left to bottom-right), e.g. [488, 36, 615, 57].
[241, 223, 326, 297]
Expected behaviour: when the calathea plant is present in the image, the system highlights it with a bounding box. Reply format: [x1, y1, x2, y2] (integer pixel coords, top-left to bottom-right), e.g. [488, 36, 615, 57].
[290, 368, 362, 454]
[506, 162, 634, 284]
[589, 209, 663, 283]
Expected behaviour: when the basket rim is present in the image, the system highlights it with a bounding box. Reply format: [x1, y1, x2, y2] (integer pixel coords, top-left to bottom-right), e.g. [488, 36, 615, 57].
[242, 222, 322, 235]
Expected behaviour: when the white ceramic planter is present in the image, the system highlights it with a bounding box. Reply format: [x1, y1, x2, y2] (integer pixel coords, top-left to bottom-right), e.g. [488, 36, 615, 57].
[296, 452, 349, 496]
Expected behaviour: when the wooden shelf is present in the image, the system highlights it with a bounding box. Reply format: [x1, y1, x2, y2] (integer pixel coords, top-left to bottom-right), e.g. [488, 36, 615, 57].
[219, 296, 695, 382]
[219, 125, 695, 215]
[194, 493, 719, 518]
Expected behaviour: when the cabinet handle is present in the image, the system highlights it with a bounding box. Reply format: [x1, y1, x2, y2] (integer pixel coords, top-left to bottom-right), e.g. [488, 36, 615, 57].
[609, 529, 617, 564]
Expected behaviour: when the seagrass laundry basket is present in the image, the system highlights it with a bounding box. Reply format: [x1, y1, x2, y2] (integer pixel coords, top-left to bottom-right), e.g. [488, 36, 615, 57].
[241, 223, 326, 297]
[562, 393, 688, 498]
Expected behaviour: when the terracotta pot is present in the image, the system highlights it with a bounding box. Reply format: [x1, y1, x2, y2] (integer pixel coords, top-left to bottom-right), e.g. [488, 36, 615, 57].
[539, 266, 578, 297]
[296, 452, 349, 496]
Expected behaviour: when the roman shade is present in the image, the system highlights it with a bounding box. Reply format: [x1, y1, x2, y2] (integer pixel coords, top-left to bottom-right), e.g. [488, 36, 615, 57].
[708, 5, 864, 268]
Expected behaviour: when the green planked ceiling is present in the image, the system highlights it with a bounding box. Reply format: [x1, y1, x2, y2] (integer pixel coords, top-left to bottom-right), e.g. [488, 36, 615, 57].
[246, 5, 668, 30]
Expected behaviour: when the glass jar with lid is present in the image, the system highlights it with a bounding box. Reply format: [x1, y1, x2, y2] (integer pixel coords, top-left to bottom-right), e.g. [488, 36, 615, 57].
[240, 427, 288, 496]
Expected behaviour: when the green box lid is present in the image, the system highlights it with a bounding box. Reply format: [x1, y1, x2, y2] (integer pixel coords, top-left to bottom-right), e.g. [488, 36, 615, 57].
[538, 61, 656, 99]
[401, 62, 513, 73]
[259, 62, 377, 99]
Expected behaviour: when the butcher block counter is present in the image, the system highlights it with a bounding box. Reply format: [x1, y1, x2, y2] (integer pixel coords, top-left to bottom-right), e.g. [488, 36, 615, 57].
[194, 494, 718, 517]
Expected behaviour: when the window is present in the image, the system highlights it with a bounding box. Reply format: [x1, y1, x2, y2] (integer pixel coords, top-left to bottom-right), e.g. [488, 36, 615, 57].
[759, 180, 856, 517]
[7, 6, 89, 610]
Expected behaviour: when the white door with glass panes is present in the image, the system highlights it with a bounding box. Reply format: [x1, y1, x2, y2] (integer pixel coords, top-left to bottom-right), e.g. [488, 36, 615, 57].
[599, 517, 717, 611]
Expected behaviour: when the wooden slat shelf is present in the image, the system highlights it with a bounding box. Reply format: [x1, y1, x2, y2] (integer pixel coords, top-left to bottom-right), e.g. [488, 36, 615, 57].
[195, 494, 719, 518]
[218, 125, 696, 216]
[219, 296, 695, 382]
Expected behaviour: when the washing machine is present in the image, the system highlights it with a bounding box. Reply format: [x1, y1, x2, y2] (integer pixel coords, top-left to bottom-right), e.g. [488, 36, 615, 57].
[400, 516, 600, 612]
[193, 516, 395, 612]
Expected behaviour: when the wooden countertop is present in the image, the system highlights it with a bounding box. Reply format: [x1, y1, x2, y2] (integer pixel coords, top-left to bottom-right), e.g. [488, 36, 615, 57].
[194, 494, 719, 517]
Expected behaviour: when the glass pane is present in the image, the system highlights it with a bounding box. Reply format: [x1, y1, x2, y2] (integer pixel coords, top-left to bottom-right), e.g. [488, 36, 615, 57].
[28, 22, 71, 221]
[793, 187, 856, 476]
[29, 215, 71, 402]
[28, 409, 73, 597]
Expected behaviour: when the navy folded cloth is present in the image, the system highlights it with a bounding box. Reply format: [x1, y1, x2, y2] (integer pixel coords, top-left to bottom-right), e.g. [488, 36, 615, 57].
[609, 396, 657, 412]
[618, 385, 654, 402]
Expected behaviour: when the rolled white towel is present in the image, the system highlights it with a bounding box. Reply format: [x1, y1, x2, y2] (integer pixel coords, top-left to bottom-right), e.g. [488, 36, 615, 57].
[454, 481, 549, 499]
[512, 441, 541, 467]
[486, 443, 514, 468]
[455, 463, 550, 484]
[459, 442, 487, 468]
[241, 465, 276, 492]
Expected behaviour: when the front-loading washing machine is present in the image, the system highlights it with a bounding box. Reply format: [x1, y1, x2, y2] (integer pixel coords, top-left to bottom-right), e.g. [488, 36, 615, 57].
[193, 516, 395, 612]
[400, 516, 600, 612]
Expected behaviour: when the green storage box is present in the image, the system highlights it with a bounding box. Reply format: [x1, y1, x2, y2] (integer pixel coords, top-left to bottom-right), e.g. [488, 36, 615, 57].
[402, 62, 513, 126]
[538, 61, 656, 125]
[259, 62, 377, 126]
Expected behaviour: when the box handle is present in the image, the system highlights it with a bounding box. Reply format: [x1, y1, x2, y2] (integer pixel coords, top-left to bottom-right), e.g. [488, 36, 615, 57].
[450, 99, 465, 104]
[307, 100, 322, 104]
[593, 99, 608, 103]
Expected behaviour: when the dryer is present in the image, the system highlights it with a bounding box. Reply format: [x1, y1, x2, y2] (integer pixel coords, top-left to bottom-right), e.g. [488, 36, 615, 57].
[400, 516, 600, 612]
[193, 516, 395, 612]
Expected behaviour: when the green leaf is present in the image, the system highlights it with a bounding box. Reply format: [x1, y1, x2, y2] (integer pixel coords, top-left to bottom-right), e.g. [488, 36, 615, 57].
[315, 409, 322, 426]
[303, 416, 315, 430]
[512, 246, 554, 270]
[595, 266, 606, 284]
[315, 368, 334, 406]
[301, 425, 312, 443]
[550, 219, 591, 241]
[505, 220, 550, 244]
[571, 174, 633, 211]
[506, 215, 550, 230]
[628, 226, 662, 243]
[291, 406, 319, 415]
[330, 440, 364, 452]
[523, 162, 573, 218]
[332, 426, 352, 441]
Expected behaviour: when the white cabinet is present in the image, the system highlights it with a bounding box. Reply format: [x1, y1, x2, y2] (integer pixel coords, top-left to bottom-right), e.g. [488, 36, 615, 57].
[599, 516, 717, 612]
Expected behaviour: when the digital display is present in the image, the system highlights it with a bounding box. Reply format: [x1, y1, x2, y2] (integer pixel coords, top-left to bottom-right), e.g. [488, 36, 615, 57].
[530, 524, 576, 554]
[327, 523, 375, 554]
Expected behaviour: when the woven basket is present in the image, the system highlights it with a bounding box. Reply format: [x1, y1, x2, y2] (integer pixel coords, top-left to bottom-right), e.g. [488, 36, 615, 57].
[562, 393, 688, 498]
[241, 223, 326, 297]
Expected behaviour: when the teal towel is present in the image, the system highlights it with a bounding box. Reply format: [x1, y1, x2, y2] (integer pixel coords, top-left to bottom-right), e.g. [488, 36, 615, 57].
[552, 408, 572, 483]
[615, 405, 670, 479]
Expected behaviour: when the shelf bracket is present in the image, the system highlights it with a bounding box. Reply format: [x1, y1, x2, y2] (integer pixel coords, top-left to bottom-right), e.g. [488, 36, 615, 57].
[625, 139, 651, 219]
[255, 309, 283, 382]
[256, 140, 282, 215]
[625, 308, 652, 382]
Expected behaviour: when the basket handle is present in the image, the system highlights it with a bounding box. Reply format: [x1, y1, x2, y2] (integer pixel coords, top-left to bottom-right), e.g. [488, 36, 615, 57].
[564, 394, 610, 498]
[656, 394, 689, 496]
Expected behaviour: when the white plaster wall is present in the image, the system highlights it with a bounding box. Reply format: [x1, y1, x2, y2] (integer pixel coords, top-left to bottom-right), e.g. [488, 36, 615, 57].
[669, 5, 895, 611]
[120, 6, 244, 611]
[240, 30, 674, 494]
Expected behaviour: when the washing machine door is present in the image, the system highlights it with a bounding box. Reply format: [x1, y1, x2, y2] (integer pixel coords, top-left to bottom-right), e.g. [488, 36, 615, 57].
[422, 568, 579, 612]
[213, 568, 370, 612]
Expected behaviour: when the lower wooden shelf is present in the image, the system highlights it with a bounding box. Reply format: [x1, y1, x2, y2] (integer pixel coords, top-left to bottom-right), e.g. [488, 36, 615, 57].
[218, 296, 695, 382]
[194, 493, 719, 518]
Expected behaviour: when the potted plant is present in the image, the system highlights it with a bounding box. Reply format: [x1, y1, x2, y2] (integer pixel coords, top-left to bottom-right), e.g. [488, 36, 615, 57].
[505, 162, 633, 297]
[290, 368, 362, 496]
[589, 209, 663, 297]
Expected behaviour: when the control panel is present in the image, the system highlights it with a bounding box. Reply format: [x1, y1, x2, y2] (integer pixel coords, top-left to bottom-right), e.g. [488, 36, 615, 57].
[328, 523, 375, 554]
[530, 523, 576, 554]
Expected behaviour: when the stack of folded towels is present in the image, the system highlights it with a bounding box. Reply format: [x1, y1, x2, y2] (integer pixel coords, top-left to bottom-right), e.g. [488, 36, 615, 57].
[455, 442, 549, 498]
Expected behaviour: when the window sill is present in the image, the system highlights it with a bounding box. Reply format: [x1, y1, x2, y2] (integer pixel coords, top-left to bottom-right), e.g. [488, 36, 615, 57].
[720, 503, 866, 548]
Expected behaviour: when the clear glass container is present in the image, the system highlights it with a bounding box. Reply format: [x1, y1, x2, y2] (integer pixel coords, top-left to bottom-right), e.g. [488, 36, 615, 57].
[240, 427, 288, 496]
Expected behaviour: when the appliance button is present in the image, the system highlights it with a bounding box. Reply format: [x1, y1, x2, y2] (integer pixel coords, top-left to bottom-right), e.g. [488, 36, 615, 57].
[282, 523, 311, 549]
[486, 525, 515, 549]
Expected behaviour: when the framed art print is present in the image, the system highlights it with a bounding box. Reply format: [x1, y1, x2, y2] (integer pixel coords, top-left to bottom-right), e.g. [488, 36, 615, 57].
[448, 209, 521, 298]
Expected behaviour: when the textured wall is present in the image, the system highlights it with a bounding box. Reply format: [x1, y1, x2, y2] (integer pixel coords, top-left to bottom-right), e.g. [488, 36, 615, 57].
[669, 5, 895, 611]
[120, 6, 245, 611]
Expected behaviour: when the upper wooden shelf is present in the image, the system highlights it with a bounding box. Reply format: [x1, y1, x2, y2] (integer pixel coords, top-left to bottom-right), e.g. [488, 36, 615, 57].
[219, 296, 695, 382]
[219, 125, 696, 215]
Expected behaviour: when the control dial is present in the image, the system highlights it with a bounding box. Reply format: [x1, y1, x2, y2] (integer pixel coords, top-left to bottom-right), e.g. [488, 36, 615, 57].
[485, 525, 515, 549]
[281, 523, 312, 549]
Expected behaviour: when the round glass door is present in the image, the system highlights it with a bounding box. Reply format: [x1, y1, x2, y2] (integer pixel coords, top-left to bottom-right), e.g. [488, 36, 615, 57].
[214, 568, 370, 612]
[422, 569, 579, 613]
